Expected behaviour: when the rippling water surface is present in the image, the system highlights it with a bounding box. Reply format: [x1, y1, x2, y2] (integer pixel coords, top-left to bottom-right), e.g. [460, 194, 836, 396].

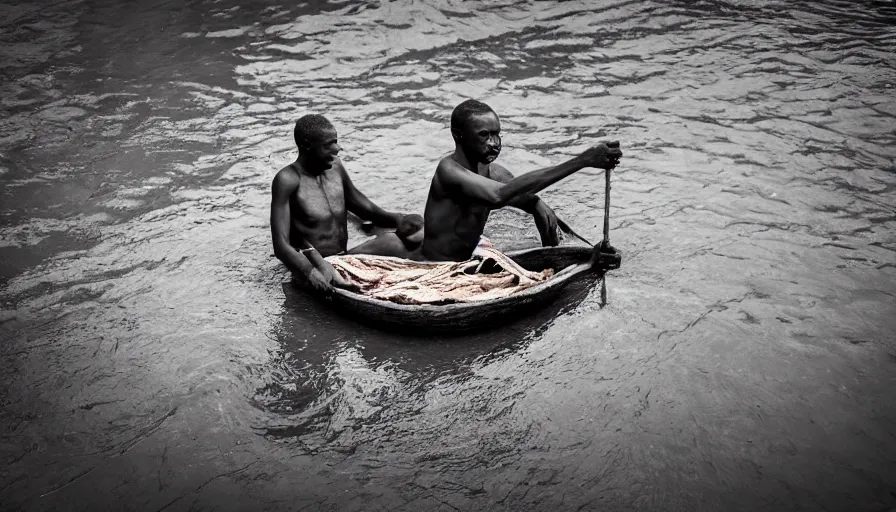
[2, 0, 895, 510]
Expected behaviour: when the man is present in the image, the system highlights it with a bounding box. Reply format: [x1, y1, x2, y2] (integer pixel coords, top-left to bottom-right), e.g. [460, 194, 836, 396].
[420, 99, 623, 262]
[270, 114, 423, 293]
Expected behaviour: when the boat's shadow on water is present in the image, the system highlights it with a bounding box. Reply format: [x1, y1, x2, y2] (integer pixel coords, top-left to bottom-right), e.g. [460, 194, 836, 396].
[252, 276, 600, 439]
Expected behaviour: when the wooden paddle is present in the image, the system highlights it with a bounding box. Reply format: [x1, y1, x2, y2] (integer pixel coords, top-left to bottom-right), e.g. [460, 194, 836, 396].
[558, 137, 619, 305]
[555, 160, 616, 307]
[600, 164, 612, 307]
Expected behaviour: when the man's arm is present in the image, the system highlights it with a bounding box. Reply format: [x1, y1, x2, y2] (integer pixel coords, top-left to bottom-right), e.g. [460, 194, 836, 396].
[437, 142, 621, 208]
[490, 163, 560, 246]
[488, 163, 543, 213]
[340, 164, 402, 228]
[270, 170, 329, 283]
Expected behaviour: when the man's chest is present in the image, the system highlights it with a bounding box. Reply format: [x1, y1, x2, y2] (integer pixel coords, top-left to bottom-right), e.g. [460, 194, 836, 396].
[294, 173, 345, 214]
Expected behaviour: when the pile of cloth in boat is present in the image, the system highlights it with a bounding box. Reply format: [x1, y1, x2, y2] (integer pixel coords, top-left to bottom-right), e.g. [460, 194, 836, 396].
[325, 238, 553, 305]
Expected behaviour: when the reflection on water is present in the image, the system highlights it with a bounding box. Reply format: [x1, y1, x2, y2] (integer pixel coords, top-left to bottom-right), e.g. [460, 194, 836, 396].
[1, 0, 895, 509]
[256, 278, 595, 439]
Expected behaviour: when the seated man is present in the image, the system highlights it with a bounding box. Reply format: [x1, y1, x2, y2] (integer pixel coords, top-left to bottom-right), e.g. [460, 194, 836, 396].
[420, 99, 622, 262]
[270, 114, 423, 294]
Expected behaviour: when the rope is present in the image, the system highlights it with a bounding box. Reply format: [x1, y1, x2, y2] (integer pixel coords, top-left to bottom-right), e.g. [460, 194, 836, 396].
[557, 218, 594, 247]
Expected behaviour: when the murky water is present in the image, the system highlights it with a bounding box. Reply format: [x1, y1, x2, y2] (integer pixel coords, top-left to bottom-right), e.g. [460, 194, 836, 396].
[2, 0, 895, 510]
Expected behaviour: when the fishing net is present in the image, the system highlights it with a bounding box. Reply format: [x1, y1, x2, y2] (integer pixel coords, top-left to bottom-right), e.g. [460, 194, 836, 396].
[325, 238, 553, 305]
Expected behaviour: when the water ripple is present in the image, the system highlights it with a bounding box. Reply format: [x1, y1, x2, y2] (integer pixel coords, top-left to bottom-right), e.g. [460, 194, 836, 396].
[1, 0, 895, 509]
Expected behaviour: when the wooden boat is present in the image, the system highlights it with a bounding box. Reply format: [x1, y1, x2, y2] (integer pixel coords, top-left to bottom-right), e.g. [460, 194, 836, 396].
[318, 244, 621, 334]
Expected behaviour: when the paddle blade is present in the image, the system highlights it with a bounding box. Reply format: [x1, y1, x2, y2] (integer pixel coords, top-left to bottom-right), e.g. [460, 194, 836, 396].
[600, 276, 607, 307]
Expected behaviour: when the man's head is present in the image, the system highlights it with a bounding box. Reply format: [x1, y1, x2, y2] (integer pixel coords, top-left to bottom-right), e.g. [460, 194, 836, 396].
[294, 114, 340, 168]
[450, 99, 501, 164]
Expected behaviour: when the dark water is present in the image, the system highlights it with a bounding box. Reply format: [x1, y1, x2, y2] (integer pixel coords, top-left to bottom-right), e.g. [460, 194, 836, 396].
[2, 0, 895, 510]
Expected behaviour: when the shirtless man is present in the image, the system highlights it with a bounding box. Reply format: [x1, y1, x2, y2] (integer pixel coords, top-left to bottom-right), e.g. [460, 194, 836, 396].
[270, 114, 423, 293]
[420, 99, 622, 262]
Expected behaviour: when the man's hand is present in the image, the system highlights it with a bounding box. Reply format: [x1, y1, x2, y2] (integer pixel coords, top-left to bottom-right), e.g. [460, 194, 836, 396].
[318, 259, 361, 293]
[331, 272, 361, 293]
[578, 141, 622, 170]
[397, 213, 424, 238]
[307, 268, 334, 295]
[534, 202, 560, 247]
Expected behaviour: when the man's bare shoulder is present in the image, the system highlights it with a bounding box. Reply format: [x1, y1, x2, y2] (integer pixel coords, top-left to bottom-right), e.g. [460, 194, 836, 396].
[429, 155, 457, 197]
[435, 154, 468, 175]
[272, 164, 300, 192]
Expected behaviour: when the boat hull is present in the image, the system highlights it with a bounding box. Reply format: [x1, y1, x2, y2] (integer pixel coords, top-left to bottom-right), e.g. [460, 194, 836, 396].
[310, 246, 608, 334]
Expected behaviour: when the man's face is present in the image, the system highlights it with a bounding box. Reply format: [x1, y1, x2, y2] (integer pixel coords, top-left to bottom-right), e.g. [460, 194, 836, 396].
[459, 112, 501, 164]
[305, 126, 341, 167]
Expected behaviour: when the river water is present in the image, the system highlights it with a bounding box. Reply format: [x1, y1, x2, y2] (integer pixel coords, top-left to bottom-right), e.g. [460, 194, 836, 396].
[1, 0, 895, 510]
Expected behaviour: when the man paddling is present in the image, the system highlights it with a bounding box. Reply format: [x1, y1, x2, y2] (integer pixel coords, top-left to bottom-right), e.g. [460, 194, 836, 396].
[420, 99, 622, 262]
[270, 114, 423, 293]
